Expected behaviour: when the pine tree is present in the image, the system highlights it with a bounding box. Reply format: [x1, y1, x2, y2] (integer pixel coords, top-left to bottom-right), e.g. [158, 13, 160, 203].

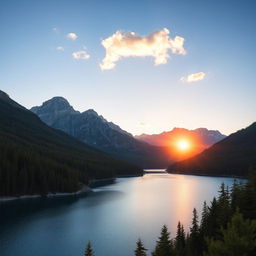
[205, 211, 256, 256]
[188, 208, 201, 256]
[175, 221, 186, 256]
[200, 201, 210, 253]
[134, 239, 147, 256]
[207, 197, 219, 238]
[216, 183, 231, 229]
[85, 241, 94, 256]
[152, 225, 175, 256]
[200, 201, 209, 235]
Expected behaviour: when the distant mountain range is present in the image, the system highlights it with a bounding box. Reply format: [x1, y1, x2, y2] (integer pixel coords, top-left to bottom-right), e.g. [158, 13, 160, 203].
[0, 91, 142, 197]
[135, 128, 226, 161]
[167, 122, 256, 177]
[136, 128, 226, 155]
[31, 97, 172, 168]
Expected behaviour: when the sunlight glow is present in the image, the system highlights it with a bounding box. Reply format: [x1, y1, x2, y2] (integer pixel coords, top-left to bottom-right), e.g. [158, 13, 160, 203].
[177, 139, 190, 151]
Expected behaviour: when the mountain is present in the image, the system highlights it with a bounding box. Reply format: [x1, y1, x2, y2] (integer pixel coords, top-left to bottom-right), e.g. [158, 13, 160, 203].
[136, 128, 225, 147]
[167, 122, 256, 177]
[0, 91, 142, 197]
[31, 97, 171, 168]
[136, 128, 226, 156]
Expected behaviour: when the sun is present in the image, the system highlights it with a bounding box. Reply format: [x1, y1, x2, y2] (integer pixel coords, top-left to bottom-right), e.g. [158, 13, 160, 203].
[177, 139, 190, 151]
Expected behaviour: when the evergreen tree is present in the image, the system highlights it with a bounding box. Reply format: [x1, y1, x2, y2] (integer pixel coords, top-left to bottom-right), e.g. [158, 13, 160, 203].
[206, 198, 219, 239]
[152, 225, 175, 256]
[216, 183, 231, 229]
[205, 211, 256, 256]
[200, 201, 210, 253]
[134, 239, 147, 256]
[85, 241, 94, 256]
[230, 180, 243, 213]
[174, 221, 186, 256]
[188, 208, 201, 256]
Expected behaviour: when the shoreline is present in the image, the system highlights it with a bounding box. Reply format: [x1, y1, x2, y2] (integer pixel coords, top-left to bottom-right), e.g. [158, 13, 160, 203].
[1, 172, 247, 203]
[166, 171, 248, 179]
[0, 185, 91, 203]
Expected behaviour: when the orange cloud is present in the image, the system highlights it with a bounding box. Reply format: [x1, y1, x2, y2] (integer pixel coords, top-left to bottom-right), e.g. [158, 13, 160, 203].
[100, 28, 186, 70]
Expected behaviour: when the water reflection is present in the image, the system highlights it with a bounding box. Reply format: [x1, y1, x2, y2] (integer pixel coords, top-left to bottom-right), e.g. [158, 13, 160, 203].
[0, 172, 244, 256]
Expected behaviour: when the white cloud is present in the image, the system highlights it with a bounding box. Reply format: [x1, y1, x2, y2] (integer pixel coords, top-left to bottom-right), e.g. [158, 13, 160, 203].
[72, 50, 90, 60]
[100, 28, 186, 70]
[56, 46, 64, 51]
[67, 33, 78, 40]
[181, 72, 206, 83]
[52, 27, 58, 32]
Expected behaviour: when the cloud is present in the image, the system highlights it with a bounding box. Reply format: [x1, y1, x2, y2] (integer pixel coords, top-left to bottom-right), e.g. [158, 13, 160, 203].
[67, 33, 78, 40]
[72, 50, 90, 60]
[52, 27, 58, 32]
[100, 28, 186, 70]
[181, 72, 206, 83]
[56, 46, 64, 51]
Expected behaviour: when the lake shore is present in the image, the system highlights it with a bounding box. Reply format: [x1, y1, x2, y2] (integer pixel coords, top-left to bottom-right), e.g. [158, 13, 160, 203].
[167, 170, 247, 179]
[0, 185, 91, 203]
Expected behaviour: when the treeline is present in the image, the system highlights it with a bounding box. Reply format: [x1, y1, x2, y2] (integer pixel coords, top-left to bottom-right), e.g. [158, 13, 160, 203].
[84, 171, 256, 256]
[0, 96, 142, 197]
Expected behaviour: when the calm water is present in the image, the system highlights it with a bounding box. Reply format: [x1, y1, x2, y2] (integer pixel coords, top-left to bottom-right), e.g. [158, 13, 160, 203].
[0, 172, 243, 256]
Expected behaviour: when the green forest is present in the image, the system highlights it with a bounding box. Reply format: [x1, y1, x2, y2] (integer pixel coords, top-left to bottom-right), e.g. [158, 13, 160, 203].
[0, 97, 142, 197]
[84, 170, 256, 256]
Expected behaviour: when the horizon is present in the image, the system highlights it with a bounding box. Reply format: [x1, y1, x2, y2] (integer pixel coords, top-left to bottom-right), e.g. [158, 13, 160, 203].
[1, 0, 256, 136]
[2, 88, 254, 137]
[3, 89, 245, 137]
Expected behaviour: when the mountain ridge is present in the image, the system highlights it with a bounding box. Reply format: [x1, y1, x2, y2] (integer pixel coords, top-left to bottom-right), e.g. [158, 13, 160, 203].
[31, 97, 172, 168]
[167, 122, 256, 177]
[135, 127, 226, 147]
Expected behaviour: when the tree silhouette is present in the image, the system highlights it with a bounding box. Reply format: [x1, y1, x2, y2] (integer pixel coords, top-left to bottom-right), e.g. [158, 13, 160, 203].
[134, 239, 147, 256]
[152, 225, 175, 256]
[85, 241, 94, 256]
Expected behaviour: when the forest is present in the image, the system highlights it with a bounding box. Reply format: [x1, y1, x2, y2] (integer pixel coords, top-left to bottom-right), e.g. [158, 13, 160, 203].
[0, 97, 142, 197]
[84, 169, 256, 256]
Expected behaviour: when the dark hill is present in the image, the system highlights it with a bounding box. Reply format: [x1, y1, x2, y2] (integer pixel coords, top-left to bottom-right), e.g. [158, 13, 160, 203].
[0, 91, 142, 197]
[167, 122, 256, 177]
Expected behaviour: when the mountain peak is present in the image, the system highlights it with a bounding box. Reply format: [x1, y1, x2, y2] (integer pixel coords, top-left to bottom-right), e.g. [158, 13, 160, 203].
[43, 96, 72, 109]
[83, 109, 99, 116]
[31, 96, 76, 115]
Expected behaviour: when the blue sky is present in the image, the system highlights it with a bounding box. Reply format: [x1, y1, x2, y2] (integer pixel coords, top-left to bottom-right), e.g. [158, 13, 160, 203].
[0, 0, 255, 135]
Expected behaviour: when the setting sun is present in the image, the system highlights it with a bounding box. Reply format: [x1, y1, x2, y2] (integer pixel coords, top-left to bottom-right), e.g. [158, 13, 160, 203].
[177, 139, 190, 151]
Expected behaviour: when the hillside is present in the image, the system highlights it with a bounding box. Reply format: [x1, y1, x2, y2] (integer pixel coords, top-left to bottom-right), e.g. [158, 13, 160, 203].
[167, 122, 256, 177]
[31, 97, 171, 168]
[0, 91, 142, 197]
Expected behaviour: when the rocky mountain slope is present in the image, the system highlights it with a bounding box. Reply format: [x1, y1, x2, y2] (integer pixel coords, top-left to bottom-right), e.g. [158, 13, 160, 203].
[31, 97, 171, 168]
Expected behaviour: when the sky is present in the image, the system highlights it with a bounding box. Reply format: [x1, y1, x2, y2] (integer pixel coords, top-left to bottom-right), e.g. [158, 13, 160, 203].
[0, 0, 256, 136]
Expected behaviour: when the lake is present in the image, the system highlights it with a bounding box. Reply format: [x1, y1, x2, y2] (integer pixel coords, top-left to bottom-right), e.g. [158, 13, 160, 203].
[0, 171, 244, 256]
